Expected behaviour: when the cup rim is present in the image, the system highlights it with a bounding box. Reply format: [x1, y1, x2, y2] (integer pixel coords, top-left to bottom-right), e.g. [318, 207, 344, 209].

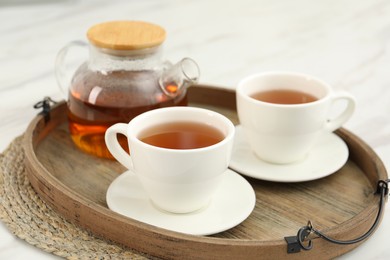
[127, 106, 235, 153]
[237, 71, 332, 108]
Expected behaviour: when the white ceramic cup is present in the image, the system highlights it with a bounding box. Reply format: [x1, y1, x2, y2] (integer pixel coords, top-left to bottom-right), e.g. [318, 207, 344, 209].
[105, 107, 235, 213]
[236, 71, 356, 164]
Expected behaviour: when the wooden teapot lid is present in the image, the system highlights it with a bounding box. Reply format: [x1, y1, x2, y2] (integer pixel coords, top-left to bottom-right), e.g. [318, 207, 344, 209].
[87, 21, 166, 50]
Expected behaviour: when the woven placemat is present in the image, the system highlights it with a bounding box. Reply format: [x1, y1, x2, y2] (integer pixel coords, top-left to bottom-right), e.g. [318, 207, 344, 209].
[0, 136, 150, 259]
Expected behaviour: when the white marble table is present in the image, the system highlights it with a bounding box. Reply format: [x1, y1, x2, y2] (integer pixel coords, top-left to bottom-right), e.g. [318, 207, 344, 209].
[1, 0, 389, 259]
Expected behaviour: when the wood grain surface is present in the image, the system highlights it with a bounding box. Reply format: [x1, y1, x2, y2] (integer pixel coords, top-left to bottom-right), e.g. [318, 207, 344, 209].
[24, 85, 388, 259]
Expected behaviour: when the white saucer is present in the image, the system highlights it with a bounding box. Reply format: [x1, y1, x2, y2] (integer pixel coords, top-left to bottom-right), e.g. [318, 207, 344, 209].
[106, 169, 255, 236]
[229, 126, 349, 183]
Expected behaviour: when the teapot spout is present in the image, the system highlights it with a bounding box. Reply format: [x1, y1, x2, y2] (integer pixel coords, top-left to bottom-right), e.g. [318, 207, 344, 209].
[159, 58, 200, 97]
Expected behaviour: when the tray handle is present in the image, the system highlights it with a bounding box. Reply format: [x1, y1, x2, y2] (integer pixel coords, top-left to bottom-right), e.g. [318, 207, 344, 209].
[34, 97, 58, 123]
[286, 179, 389, 253]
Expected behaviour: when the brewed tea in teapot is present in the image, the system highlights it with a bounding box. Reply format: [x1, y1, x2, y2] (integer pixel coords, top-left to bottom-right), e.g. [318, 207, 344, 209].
[56, 21, 200, 158]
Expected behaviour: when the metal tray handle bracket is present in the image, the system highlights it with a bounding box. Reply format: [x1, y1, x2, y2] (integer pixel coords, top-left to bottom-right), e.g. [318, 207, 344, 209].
[33, 97, 58, 123]
[286, 179, 389, 253]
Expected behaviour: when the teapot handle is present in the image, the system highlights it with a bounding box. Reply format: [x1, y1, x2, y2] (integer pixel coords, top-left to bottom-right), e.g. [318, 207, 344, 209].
[55, 40, 88, 97]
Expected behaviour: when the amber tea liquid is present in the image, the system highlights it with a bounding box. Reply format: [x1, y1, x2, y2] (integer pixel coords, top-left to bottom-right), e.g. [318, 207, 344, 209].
[67, 69, 187, 158]
[251, 89, 318, 104]
[139, 122, 224, 149]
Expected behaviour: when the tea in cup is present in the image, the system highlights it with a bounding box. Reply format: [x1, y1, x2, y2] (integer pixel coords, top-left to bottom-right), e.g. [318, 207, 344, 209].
[105, 107, 235, 213]
[236, 71, 356, 164]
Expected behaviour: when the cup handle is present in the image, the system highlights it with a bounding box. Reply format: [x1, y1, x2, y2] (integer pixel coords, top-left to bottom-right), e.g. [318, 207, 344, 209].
[325, 91, 356, 132]
[55, 40, 88, 97]
[105, 123, 134, 170]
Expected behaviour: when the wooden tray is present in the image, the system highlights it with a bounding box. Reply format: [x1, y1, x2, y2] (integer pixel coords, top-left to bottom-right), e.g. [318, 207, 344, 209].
[24, 85, 388, 259]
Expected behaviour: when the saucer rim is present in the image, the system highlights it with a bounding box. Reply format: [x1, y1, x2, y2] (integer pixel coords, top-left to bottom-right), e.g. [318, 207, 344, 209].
[229, 125, 349, 183]
[106, 169, 256, 236]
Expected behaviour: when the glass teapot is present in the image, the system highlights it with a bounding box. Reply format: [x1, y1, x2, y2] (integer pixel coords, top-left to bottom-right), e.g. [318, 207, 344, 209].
[55, 21, 200, 158]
